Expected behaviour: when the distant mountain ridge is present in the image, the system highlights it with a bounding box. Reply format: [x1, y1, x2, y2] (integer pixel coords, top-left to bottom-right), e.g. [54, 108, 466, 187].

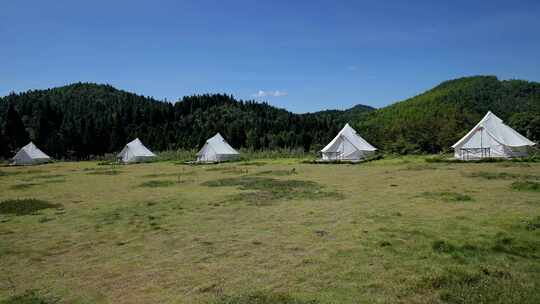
[0, 76, 539, 158]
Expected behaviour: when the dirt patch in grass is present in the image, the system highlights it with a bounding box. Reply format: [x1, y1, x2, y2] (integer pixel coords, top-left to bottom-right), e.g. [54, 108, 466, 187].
[213, 291, 318, 304]
[419, 192, 473, 202]
[0, 290, 60, 304]
[511, 181, 540, 192]
[202, 176, 344, 206]
[0, 199, 62, 216]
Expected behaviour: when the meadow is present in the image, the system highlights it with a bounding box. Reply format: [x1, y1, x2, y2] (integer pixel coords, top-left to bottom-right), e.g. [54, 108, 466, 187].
[0, 156, 539, 304]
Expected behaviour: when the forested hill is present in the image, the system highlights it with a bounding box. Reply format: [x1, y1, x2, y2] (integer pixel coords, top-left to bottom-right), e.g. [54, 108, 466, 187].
[1, 76, 539, 159]
[354, 76, 540, 153]
[0, 83, 373, 158]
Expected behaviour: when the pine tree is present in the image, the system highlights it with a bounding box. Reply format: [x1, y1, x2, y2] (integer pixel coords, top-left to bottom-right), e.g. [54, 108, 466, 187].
[4, 103, 30, 154]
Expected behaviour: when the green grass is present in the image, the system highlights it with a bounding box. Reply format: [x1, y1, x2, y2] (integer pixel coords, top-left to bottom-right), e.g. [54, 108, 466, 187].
[0, 199, 62, 216]
[420, 191, 473, 202]
[138, 180, 178, 188]
[465, 171, 539, 180]
[213, 291, 318, 304]
[0, 290, 59, 304]
[511, 181, 540, 192]
[202, 176, 343, 205]
[0, 156, 539, 303]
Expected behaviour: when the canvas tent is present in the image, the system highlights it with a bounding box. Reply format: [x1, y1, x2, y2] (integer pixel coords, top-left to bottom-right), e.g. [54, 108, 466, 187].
[196, 133, 240, 162]
[12, 142, 51, 165]
[320, 123, 377, 161]
[452, 111, 536, 160]
[117, 138, 156, 163]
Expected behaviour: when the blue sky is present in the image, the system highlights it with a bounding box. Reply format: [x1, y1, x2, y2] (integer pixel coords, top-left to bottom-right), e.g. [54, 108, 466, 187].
[2, 0, 540, 113]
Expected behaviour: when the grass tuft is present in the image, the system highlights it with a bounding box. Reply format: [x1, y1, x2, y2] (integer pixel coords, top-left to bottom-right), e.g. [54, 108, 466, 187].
[0, 199, 62, 216]
[254, 169, 298, 176]
[213, 291, 318, 304]
[202, 177, 343, 205]
[0, 290, 59, 304]
[525, 216, 540, 231]
[138, 180, 180, 188]
[420, 192, 473, 202]
[511, 181, 540, 192]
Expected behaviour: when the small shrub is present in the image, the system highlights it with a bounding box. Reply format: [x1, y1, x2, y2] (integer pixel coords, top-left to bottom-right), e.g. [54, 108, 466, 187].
[0, 199, 62, 216]
[511, 181, 540, 192]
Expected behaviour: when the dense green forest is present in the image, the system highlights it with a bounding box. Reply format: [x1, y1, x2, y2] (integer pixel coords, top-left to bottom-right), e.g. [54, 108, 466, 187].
[356, 76, 540, 153]
[0, 76, 539, 159]
[0, 83, 372, 159]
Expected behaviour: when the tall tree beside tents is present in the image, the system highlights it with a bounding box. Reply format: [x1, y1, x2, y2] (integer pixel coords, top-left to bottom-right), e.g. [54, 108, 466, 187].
[4, 104, 30, 155]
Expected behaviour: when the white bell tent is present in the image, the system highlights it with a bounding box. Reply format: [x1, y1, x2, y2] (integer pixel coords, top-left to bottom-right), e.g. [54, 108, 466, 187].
[12, 142, 52, 165]
[452, 111, 536, 160]
[117, 138, 156, 163]
[196, 133, 240, 162]
[320, 123, 377, 161]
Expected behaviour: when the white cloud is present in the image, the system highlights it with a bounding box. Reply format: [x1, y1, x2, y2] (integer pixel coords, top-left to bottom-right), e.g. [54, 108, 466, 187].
[252, 90, 288, 98]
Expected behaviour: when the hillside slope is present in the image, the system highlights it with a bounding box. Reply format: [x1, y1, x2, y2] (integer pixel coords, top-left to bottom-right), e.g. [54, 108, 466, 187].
[355, 76, 540, 153]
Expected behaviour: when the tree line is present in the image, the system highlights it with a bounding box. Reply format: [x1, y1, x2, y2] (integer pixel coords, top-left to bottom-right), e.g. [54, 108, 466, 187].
[0, 76, 538, 159]
[0, 83, 368, 159]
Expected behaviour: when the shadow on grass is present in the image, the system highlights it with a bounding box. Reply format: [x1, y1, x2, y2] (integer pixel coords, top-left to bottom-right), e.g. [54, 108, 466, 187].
[464, 171, 539, 180]
[212, 291, 318, 304]
[202, 176, 344, 206]
[0, 199, 62, 216]
[419, 192, 473, 202]
[138, 180, 179, 188]
[511, 181, 540, 192]
[253, 169, 298, 176]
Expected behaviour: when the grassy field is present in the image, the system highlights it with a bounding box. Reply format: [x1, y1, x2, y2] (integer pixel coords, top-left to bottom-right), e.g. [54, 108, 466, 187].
[0, 157, 539, 304]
